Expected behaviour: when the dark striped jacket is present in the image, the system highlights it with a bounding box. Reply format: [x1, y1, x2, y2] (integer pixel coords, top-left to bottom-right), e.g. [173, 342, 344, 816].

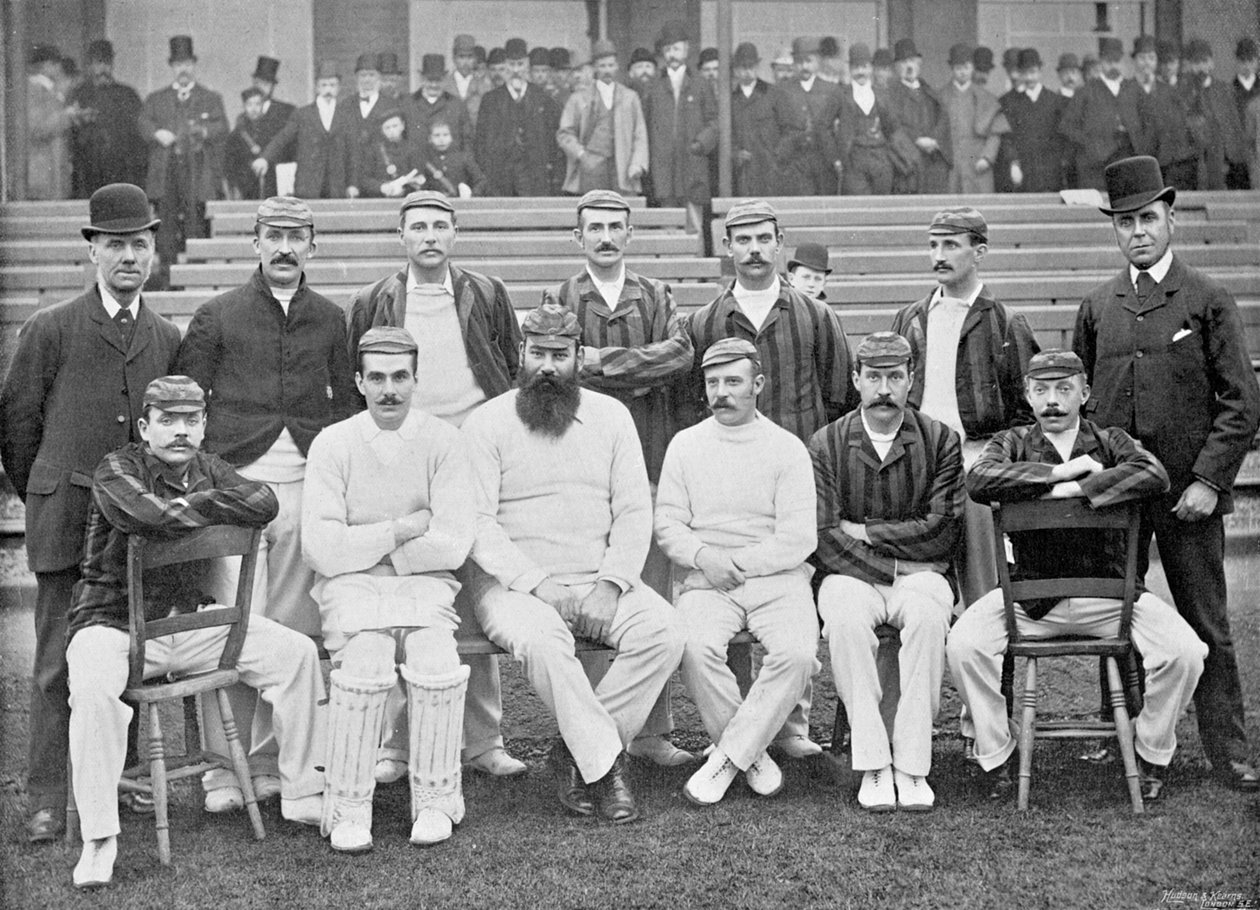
[891, 286, 1039, 439]
[809, 407, 964, 587]
[686, 281, 857, 443]
[966, 418, 1169, 618]
[542, 269, 693, 482]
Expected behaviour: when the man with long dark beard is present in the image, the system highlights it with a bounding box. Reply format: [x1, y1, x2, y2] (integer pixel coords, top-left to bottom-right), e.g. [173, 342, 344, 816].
[462, 302, 684, 824]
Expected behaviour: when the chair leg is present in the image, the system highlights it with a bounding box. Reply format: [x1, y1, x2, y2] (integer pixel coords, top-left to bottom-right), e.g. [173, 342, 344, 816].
[1105, 657, 1144, 815]
[216, 688, 265, 841]
[1017, 658, 1037, 810]
[148, 703, 171, 866]
[1123, 650, 1144, 719]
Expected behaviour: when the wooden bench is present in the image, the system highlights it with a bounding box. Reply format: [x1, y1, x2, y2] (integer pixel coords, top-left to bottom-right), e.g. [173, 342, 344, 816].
[209, 208, 690, 235]
[776, 221, 1253, 249]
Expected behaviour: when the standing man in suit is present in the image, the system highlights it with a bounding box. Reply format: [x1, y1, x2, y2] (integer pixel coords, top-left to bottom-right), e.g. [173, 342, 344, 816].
[772, 36, 840, 196]
[442, 34, 493, 130]
[1059, 38, 1147, 190]
[475, 38, 563, 196]
[1228, 38, 1259, 189]
[255, 63, 355, 199]
[885, 39, 951, 195]
[410, 55, 474, 153]
[643, 20, 718, 230]
[0, 183, 181, 842]
[941, 43, 1008, 194]
[557, 41, 648, 197]
[1001, 49, 1067, 192]
[831, 43, 901, 196]
[730, 43, 778, 197]
[243, 56, 295, 199]
[346, 53, 390, 198]
[1073, 156, 1260, 791]
[139, 35, 227, 287]
[1131, 35, 1198, 191]
[26, 44, 77, 200]
[67, 40, 146, 196]
[1178, 39, 1247, 191]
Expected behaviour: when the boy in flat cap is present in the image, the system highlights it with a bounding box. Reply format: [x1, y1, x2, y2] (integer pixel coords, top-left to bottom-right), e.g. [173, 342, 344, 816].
[811, 332, 965, 812]
[557, 42, 649, 196]
[175, 196, 357, 810]
[1074, 156, 1260, 791]
[0, 183, 182, 843]
[952, 349, 1206, 802]
[463, 302, 684, 824]
[657, 337, 819, 805]
[67, 375, 326, 888]
[303, 327, 474, 852]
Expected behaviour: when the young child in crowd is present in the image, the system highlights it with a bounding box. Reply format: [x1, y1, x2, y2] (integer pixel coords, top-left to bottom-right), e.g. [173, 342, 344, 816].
[422, 120, 485, 198]
[361, 110, 426, 198]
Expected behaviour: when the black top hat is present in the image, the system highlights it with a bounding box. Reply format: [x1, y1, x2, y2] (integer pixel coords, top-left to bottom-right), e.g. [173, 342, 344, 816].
[1098, 37, 1124, 61]
[1002, 47, 1022, 70]
[1236, 37, 1259, 61]
[893, 38, 920, 62]
[252, 55, 281, 83]
[168, 35, 196, 64]
[1100, 156, 1176, 215]
[1132, 35, 1158, 57]
[948, 43, 974, 67]
[378, 51, 402, 76]
[420, 54, 445, 81]
[354, 52, 380, 73]
[504, 38, 529, 61]
[86, 39, 114, 64]
[82, 183, 161, 240]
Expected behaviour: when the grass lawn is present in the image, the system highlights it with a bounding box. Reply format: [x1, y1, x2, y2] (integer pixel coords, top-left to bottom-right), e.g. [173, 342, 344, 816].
[2, 554, 1259, 909]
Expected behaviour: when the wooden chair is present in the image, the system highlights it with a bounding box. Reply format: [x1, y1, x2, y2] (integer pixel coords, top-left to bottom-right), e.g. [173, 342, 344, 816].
[121, 525, 266, 863]
[990, 498, 1145, 813]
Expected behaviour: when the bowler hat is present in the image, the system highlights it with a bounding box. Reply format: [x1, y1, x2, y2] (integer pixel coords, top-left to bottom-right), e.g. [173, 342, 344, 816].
[893, 39, 920, 63]
[354, 52, 380, 73]
[168, 35, 196, 64]
[1132, 35, 1157, 57]
[1100, 155, 1176, 215]
[315, 60, 341, 80]
[1236, 37, 1259, 62]
[787, 243, 832, 274]
[849, 43, 873, 68]
[85, 39, 114, 64]
[400, 189, 455, 217]
[378, 52, 402, 76]
[550, 47, 571, 70]
[1056, 52, 1081, 72]
[1098, 37, 1125, 62]
[819, 37, 840, 58]
[488, 47, 507, 66]
[1016, 48, 1042, 71]
[529, 47, 551, 67]
[630, 47, 655, 66]
[948, 44, 973, 67]
[972, 46, 994, 72]
[591, 40, 618, 62]
[1182, 38, 1212, 63]
[658, 20, 690, 48]
[1002, 47, 1021, 71]
[1156, 40, 1180, 64]
[872, 48, 893, 69]
[1025, 350, 1084, 380]
[143, 376, 206, 413]
[420, 54, 446, 81]
[358, 326, 418, 356]
[732, 42, 760, 69]
[82, 183, 160, 240]
[252, 55, 281, 83]
[453, 34, 477, 56]
[792, 37, 821, 60]
[702, 337, 761, 371]
[855, 332, 912, 368]
[521, 303, 581, 349]
[699, 47, 719, 67]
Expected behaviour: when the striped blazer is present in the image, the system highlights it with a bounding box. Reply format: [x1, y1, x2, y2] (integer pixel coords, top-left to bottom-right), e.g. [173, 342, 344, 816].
[809, 407, 964, 588]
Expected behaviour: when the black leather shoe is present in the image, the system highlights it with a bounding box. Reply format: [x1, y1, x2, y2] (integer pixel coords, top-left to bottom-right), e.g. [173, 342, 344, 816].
[1212, 758, 1260, 792]
[26, 808, 65, 844]
[984, 756, 1016, 800]
[1138, 758, 1165, 802]
[548, 739, 594, 816]
[592, 753, 640, 825]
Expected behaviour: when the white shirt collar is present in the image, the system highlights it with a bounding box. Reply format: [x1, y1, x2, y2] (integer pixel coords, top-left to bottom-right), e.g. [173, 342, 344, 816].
[1101, 74, 1123, 96]
[1060, 86, 1075, 97]
[739, 82, 756, 97]
[1238, 73, 1257, 91]
[929, 281, 982, 309]
[1025, 82, 1043, 102]
[453, 71, 473, 95]
[596, 79, 615, 107]
[953, 80, 971, 91]
[407, 267, 455, 295]
[1129, 249, 1173, 289]
[97, 278, 138, 319]
[861, 409, 904, 442]
[586, 264, 626, 304]
[900, 78, 920, 90]
[800, 75, 816, 91]
[359, 408, 421, 442]
[668, 66, 686, 90]
[852, 80, 875, 112]
[30, 73, 56, 92]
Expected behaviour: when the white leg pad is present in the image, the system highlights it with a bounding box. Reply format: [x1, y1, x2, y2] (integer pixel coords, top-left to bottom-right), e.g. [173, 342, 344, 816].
[402, 662, 471, 826]
[321, 668, 397, 841]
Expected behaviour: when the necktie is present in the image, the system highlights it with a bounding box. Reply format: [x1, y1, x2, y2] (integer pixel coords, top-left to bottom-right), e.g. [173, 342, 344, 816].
[114, 308, 135, 346]
[1135, 271, 1156, 301]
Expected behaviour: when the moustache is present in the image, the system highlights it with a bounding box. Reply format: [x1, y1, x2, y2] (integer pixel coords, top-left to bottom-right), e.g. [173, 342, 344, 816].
[1040, 408, 1067, 417]
[867, 397, 898, 408]
[595, 243, 619, 253]
[271, 253, 299, 266]
[743, 255, 768, 265]
[377, 395, 403, 406]
[710, 399, 733, 409]
[933, 263, 951, 271]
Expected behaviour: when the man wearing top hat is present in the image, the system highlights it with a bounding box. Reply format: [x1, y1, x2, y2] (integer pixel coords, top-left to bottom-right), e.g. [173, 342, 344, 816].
[409, 54, 473, 154]
[0, 183, 181, 842]
[139, 35, 227, 285]
[999, 49, 1067, 192]
[462, 301, 684, 824]
[475, 38, 563, 196]
[730, 42, 778, 198]
[376, 52, 406, 101]
[1130, 35, 1199, 191]
[227, 88, 273, 199]
[941, 43, 1008, 194]
[657, 337, 819, 807]
[771, 36, 840, 195]
[557, 41, 648, 197]
[812, 332, 965, 812]
[344, 52, 391, 198]
[174, 196, 357, 810]
[67, 39, 146, 196]
[1073, 155, 1260, 791]
[442, 34, 493, 129]
[344, 190, 527, 779]
[830, 43, 903, 196]
[1059, 37, 1149, 190]
[242, 55, 296, 199]
[256, 62, 356, 199]
[884, 38, 951, 195]
[951, 348, 1206, 801]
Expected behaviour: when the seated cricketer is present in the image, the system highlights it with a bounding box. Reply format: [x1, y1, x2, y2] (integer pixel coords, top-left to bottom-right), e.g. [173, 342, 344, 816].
[462, 302, 684, 825]
[66, 376, 326, 890]
[810, 332, 964, 812]
[302, 327, 474, 853]
[655, 338, 819, 806]
[949, 349, 1208, 801]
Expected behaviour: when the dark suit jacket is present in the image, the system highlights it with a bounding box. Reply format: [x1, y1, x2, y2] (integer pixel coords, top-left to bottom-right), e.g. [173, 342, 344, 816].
[261, 99, 356, 198]
[643, 70, 719, 205]
[1074, 255, 1260, 513]
[884, 79, 952, 192]
[1138, 81, 1197, 166]
[731, 80, 778, 196]
[830, 85, 902, 163]
[1001, 86, 1068, 191]
[138, 83, 228, 200]
[0, 288, 181, 571]
[1179, 78, 1247, 187]
[474, 83, 563, 194]
[406, 90, 473, 152]
[1059, 79, 1147, 169]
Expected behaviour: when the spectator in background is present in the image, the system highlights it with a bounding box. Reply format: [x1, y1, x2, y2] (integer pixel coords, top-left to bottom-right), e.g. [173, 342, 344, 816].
[774, 36, 841, 195]
[818, 37, 844, 85]
[770, 47, 796, 84]
[422, 120, 484, 197]
[1230, 38, 1259, 189]
[730, 42, 779, 197]
[1158, 40, 1181, 86]
[886, 38, 951, 194]
[550, 48, 574, 105]
[1082, 55, 1102, 82]
[486, 47, 508, 88]
[557, 40, 649, 197]
[872, 48, 895, 90]
[443, 34, 493, 129]
[698, 47, 720, 82]
[378, 52, 406, 100]
[1001, 49, 1067, 192]
[530, 46, 554, 93]
[409, 54, 473, 152]
[832, 43, 901, 196]
[993, 48, 1023, 192]
[68, 39, 146, 196]
[1179, 38, 1247, 190]
[476, 38, 563, 196]
[1247, 85, 1260, 187]
[256, 62, 355, 199]
[628, 47, 657, 95]
[247, 55, 296, 197]
[226, 88, 270, 199]
[27, 44, 77, 200]
[1133, 35, 1199, 190]
[346, 52, 389, 198]
[1059, 37, 1146, 190]
[358, 110, 426, 198]
[785, 242, 831, 301]
[972, 46, 995, 88]
[942, 43, 1008, 194]
[1056, 53, 1084, 98]
[139, 35, 227, 286]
